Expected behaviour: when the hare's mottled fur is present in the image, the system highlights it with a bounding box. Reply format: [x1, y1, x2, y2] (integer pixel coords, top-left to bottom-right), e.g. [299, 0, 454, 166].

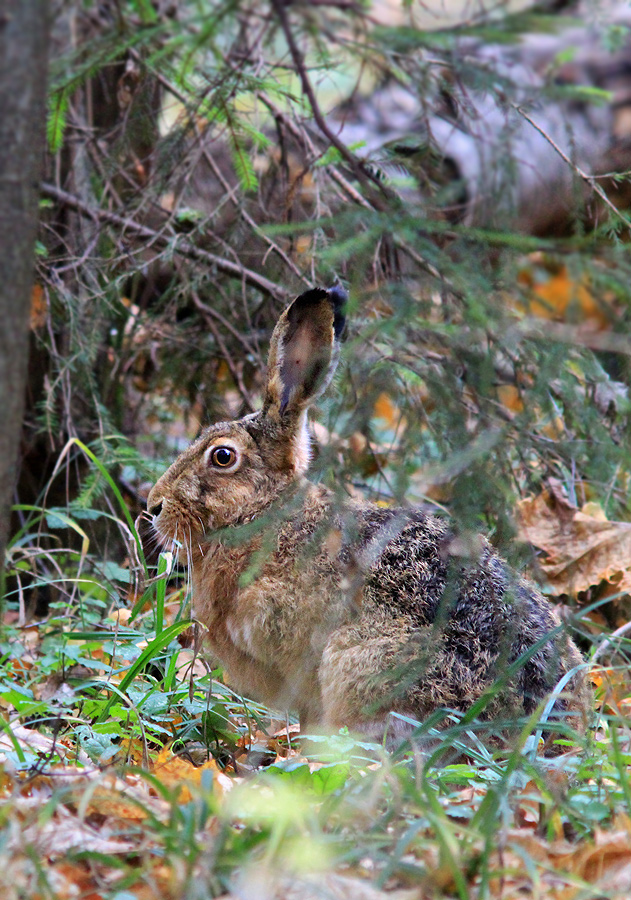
[147, 287, 591, 742]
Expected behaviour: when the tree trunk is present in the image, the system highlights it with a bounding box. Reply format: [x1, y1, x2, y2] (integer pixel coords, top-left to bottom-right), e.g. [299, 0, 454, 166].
[0, 1, 51, 604]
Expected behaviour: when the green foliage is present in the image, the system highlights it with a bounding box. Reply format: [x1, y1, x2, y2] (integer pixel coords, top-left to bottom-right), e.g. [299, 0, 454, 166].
[30, 0, 631, 548]
[46, 89, 69, 153]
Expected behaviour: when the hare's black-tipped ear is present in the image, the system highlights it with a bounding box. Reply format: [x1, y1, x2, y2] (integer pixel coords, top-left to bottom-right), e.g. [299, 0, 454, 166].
[263, 286, 346, 422]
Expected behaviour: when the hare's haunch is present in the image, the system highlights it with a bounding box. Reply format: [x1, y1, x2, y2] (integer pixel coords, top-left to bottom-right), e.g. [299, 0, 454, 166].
[147, 287, 591, 742]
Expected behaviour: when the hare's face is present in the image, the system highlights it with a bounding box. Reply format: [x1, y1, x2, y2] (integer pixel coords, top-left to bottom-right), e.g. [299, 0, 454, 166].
[147, 418, 295, 559]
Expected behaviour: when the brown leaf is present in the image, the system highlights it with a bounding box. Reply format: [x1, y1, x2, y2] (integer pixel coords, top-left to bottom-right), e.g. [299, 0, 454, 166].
[517, 486, 631, 596]
[553, 819, 631, 897]
[496, 816, 631, 899]
[0, 725, 92, 768]
[17, 813, 135, 857]
[513, 779, 541, 829]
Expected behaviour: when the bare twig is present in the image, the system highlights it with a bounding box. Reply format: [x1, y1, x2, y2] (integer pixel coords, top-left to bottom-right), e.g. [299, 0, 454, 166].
[40, 182, 289, 301]
[128, 48, 312, 288]
[270, 0, 389, 200]
[327, 166, 373, 211]
[203, 147, 311, 287]
[257, 92, 455, 291]
[190, 288, 256, 411]
[192, 293, 258, 358]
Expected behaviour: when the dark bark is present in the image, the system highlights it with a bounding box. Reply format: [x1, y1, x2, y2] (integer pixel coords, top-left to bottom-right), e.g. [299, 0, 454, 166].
[0, 2, 51, 599]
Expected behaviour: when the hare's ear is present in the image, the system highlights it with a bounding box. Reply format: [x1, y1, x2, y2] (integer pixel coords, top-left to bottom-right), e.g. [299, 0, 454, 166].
[263, 286, 346, 423]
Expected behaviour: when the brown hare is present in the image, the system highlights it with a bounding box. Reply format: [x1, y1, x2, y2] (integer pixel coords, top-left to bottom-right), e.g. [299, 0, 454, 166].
[146, 287, 591, 745]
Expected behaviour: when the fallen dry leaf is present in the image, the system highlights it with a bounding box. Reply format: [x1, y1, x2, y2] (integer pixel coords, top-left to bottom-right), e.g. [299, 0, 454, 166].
[14, 809, 135, 857]
[486, 814, 631, 900]
[0, 723, 92, 768]
[221, 872, 424, 900]
[551, 819, 631, 899]
[109, 607, 132, 626]
[517, 484, 631, 596]
[513, 779, 542, 829]
[152, 745, 235, 801]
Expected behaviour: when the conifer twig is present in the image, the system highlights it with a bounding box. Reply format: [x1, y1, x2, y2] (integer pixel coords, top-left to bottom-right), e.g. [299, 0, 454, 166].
[270, 0, 388, 200]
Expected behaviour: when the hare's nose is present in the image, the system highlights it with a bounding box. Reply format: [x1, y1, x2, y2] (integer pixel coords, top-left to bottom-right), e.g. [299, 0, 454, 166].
[149, 500, 163, 517]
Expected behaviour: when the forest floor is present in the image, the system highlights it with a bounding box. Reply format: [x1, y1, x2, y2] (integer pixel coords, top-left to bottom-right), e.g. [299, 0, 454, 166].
[2, 503, 631, 900]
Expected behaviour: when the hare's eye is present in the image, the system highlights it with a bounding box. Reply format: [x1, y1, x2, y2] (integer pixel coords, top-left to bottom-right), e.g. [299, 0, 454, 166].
[210, 446, 237, 468]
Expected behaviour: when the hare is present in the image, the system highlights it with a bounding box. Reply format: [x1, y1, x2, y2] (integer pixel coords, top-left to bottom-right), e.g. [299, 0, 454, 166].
[146, 287, 591, 744]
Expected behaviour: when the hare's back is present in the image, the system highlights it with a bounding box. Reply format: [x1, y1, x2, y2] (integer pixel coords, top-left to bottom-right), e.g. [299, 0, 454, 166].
[344, 507, 580, 717]
[352, 507, 559, 643]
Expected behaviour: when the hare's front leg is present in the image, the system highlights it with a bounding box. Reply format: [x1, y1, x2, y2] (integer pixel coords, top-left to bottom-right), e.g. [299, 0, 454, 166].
[219, 578, 338, 716]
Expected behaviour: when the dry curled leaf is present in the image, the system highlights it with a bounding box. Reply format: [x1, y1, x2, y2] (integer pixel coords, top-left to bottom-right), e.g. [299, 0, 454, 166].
[17, 811, 135, 857]
[0, 724, 92, 768]
[495, 823, 631, 899]
[517, 484, 631, 596]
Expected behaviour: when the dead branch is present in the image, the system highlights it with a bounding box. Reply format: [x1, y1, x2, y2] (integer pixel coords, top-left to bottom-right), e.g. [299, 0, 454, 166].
[128, 48, 313, 288]
[40, 182, 289, 301]
[190, 288, 256, 412]
[270, 0, 389, 202]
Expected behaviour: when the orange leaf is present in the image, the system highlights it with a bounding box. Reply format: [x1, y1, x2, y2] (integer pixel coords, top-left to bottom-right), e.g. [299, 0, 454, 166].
[590, 667, 631, 712]
[152, 748, 234, 801]
[373, 392, 402, 429]
[30, 284, 48, 330]
[497, 384, 524, 413]
[518, 262, 613, 331]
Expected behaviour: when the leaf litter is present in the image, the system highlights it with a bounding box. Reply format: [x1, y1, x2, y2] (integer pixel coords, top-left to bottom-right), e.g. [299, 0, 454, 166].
[3, 713, 631, 900]
[517, 480, 631, 598]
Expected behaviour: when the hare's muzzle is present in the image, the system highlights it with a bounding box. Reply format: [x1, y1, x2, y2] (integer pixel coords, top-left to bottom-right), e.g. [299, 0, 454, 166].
[146, 478, 165, 518]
